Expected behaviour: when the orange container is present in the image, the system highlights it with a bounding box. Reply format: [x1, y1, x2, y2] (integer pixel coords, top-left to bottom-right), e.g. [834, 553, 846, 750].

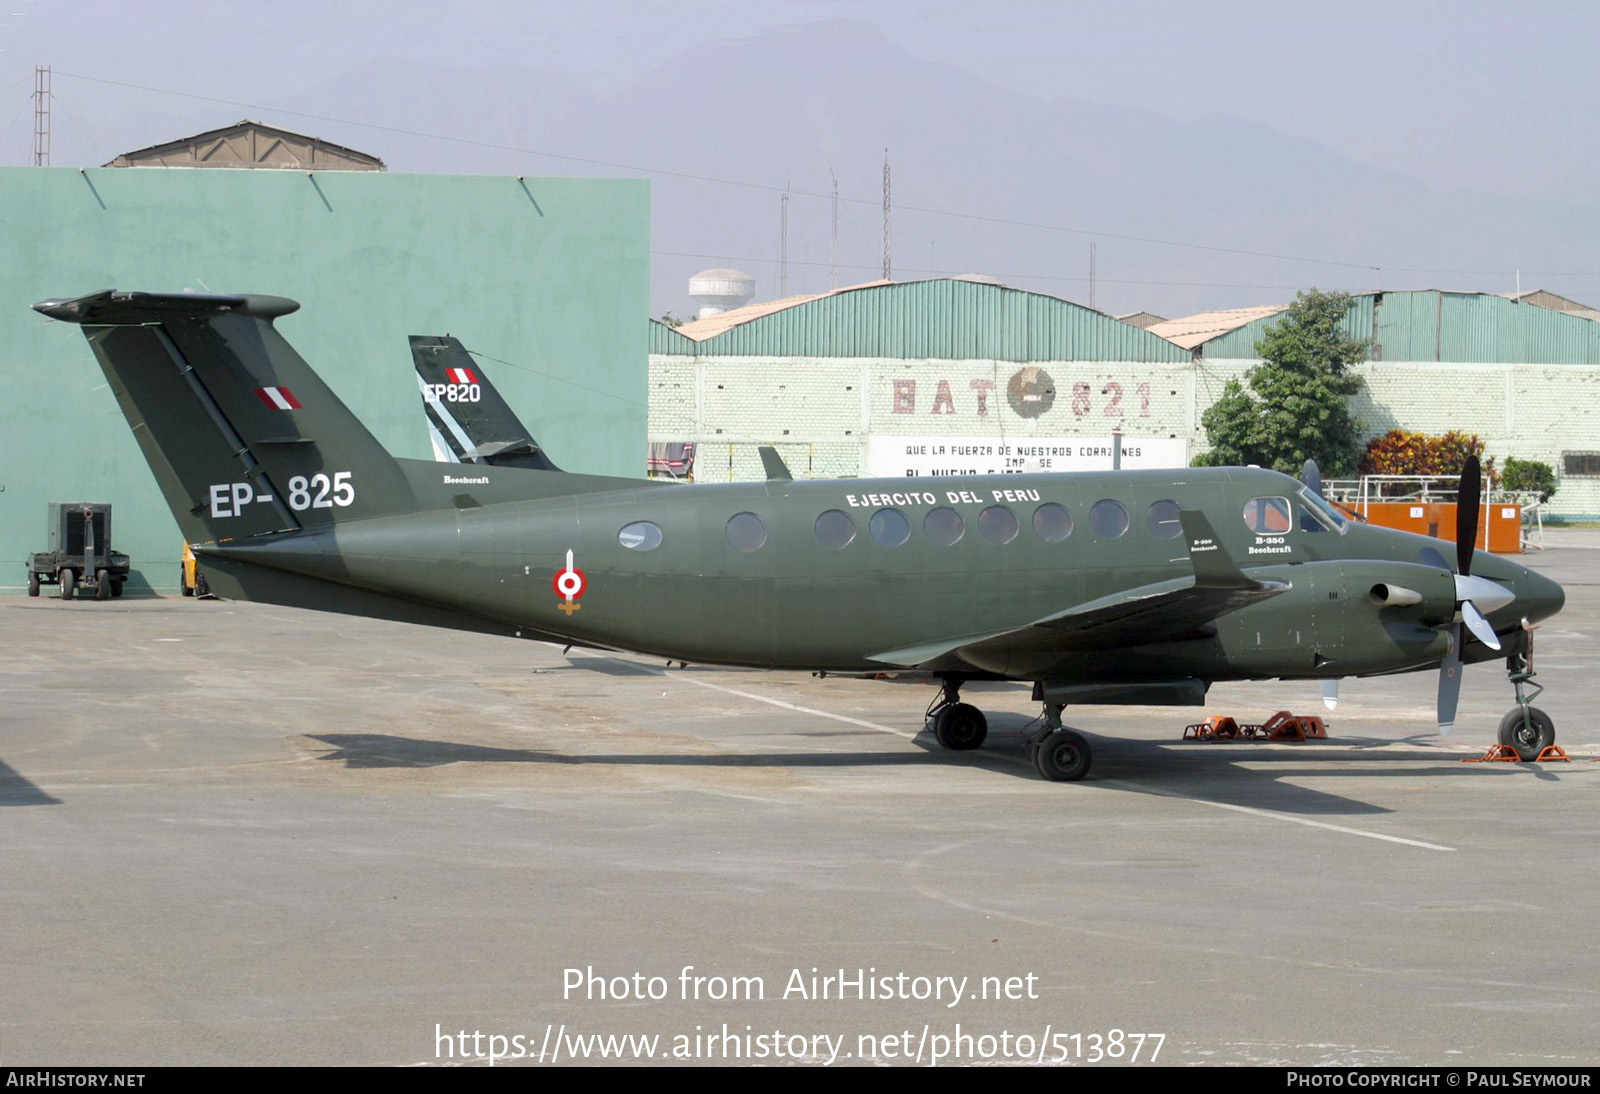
[1358, 502, 1521, 554]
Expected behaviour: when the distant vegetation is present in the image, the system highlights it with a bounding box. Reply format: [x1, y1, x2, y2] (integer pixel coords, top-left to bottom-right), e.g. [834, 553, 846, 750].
[1193, 289, 1369, 475]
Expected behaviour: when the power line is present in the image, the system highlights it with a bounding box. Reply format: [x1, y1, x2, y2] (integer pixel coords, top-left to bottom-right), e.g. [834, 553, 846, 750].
[45, 69, 1600, 282]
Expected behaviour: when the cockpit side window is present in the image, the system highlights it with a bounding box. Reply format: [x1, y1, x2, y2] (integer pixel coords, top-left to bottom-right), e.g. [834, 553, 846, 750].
[1296, 487, 1349, 534]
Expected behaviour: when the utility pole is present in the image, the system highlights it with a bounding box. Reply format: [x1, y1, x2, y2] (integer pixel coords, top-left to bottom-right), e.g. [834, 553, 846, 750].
[1089, 243, 1097, 310]
[779, 181, 790, 298]
[829, 168, 839, 290]
[32, 66, 51, 167]
[881, 151, 891, 281]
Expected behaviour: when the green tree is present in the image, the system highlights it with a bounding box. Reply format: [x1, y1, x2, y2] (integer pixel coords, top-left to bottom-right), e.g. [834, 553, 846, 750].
[1501, 456, 1557, 502]
[1193, 289, 1369, 475]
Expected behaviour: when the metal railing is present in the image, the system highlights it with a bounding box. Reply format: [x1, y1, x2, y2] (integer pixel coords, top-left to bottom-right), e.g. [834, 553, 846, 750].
[1322, 475, 1546, 550]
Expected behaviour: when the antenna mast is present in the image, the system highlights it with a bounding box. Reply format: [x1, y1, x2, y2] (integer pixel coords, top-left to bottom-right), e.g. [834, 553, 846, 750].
[830, 168, 839, 290]
[32, 66, 51, 167]
[779, 181, 790, 297]
[881, 151, 891, 281]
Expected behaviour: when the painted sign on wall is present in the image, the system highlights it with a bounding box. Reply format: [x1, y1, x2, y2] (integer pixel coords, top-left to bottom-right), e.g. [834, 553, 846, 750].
[868, 435, 1188, 477]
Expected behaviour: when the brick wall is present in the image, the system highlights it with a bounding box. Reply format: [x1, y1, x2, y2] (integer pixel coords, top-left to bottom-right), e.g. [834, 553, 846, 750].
[650, 353, 1600, 516]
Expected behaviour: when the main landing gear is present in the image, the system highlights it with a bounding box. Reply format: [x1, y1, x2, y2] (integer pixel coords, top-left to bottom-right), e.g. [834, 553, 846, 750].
[924, 678, 1094, 781]
[1026, 703, 1093, 782]
[1499, 640, 1555, 761]
[926, 677, 988, 751]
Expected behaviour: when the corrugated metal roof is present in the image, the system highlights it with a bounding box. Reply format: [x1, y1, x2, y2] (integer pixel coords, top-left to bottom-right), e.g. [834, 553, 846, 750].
[1502, 289, 1600, 323]
[1171, 290, 1600, 363]
[1145, 306, 1287, 350]
[649, 318, 698, 354]
[655, 278, 1190, 363]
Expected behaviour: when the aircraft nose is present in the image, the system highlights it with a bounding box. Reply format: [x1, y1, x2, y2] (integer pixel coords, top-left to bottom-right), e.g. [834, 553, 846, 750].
[1516, 566, 1565, 624]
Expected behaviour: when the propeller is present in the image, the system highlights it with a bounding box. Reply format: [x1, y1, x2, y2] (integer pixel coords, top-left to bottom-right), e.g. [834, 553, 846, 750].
[1435, 455, 1512, 730]
[1301, 459, 1323, 499]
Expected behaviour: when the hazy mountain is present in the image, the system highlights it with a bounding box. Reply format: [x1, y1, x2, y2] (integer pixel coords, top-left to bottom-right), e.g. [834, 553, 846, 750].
[37, 18, 1600, 319]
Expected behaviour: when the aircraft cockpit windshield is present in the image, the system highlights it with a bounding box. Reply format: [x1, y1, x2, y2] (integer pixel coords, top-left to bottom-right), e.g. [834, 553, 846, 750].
[1298, 487, 1348, 533]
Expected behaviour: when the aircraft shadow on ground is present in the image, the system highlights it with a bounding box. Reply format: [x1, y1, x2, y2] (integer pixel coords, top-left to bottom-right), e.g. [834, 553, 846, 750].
[0, 758, 62, 806]
[307, 714, 1551, 819]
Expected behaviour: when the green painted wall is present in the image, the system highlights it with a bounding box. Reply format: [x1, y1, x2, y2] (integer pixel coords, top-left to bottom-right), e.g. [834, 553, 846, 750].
[0, 167, 648, 593]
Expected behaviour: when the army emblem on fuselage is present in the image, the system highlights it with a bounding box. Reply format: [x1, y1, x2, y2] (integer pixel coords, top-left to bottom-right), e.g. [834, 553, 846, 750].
[554, 549, 587, 615]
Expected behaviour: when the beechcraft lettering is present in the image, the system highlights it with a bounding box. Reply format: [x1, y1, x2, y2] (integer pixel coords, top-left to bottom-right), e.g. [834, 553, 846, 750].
[422, 382, 482, 404]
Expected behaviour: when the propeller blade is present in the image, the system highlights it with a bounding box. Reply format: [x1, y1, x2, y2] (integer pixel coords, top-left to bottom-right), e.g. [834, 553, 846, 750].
[1437, 623, 1463, 731]
[1456, 454, 1481, 577]
[1320, 678, 1339, 710]
[1301, 459, 1324, 497]
[1461, 600, 1502, 651]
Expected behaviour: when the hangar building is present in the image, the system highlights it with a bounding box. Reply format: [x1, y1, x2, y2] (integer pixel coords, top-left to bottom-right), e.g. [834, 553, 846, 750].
[0, 125, 648, 593]
[650, 282, 1600, 519]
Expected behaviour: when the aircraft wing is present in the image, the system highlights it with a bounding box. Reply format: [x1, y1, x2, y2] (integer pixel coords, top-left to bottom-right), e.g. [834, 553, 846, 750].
[868, 511, 1290, 671]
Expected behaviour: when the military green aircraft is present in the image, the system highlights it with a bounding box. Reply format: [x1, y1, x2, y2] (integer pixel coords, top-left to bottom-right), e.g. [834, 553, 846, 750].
[35, 290, 1567, 781]
[411, 334, 562, 471]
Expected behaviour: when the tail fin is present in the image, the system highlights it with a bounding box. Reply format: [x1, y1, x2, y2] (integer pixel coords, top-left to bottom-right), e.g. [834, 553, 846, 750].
[35, 290, 416, 543]
[410, 335, 562, 471]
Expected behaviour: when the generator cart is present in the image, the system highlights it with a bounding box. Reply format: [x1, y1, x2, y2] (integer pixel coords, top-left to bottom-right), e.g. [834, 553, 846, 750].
[26, 502, 131, 601]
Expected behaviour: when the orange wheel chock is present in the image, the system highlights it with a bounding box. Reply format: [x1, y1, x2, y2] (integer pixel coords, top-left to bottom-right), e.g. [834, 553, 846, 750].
[1462, 744, 1529, 763]
[1182, 712, 1326, 743]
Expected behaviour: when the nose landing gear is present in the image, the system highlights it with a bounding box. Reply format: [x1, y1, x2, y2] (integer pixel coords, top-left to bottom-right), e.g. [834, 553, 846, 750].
[1499, 629, 1554, 761]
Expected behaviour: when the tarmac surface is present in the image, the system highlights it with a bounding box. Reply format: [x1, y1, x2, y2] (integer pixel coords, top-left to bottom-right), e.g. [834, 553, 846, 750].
[2, 531, 1598, 1067]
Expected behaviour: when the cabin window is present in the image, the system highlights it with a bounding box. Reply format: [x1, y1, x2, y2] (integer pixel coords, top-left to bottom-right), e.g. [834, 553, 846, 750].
[924, 507, 965, 547]
[618, 521, 663, 551]
[978, 505, 1019, 544]
[814, 509, 857, 549]
[1146, 499, 1183, 539]
[869, 508, 911, 548]
[1089, 499, 1129, 539]
[1032, 502, 1073, 543]
[725, 512, 767, 553]
[1242, 496, 1293, 534]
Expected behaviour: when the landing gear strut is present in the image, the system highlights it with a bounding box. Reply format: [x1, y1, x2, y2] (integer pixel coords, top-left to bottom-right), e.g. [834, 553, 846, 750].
[1499, 636, 1555, 761]
[1027, 702, 1093, 782]
[926, 677, 988, 751]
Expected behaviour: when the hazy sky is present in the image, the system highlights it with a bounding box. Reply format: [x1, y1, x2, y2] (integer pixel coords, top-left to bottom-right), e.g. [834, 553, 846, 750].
[3, 1, 1598, 315]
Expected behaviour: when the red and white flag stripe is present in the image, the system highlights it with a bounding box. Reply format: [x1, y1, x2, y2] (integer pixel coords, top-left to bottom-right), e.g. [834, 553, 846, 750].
[445, 367, 477, 384]
[254, 386, 302, 411]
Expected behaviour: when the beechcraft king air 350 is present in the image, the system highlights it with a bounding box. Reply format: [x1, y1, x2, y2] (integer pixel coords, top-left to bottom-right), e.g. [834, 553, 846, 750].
[35, 290, 1567, 781]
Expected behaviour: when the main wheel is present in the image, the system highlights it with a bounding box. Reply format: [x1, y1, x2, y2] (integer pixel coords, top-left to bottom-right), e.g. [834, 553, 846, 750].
[932, 702, 988, 751]
[111, 578, 124, 598]
[1497, 706, 1554, 761]
[96, 569, 112, 600]
[59, 568, 75, 601]
[1033, 729, 1093, 782]
[27, 571, 40, 597]
[194, 571, 210, 598]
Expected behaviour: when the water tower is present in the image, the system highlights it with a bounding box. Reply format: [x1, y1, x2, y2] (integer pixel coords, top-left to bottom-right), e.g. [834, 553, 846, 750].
[689, 268, 755, 319]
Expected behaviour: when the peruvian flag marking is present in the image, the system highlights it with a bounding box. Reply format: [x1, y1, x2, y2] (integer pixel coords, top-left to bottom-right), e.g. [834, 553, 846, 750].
[445, 367, 477, 384]
[255, 386, 302, 411]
